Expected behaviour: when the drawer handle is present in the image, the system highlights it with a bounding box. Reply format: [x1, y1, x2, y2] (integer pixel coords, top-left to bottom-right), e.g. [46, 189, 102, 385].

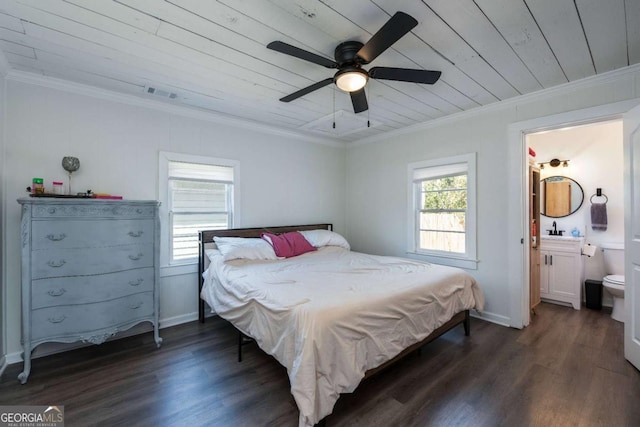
[129, 278, 144, 286]
[47, 260, 66, 268]
[136, 208, 143, 214]
[128, 231, 144, 238]
[47, 288, 66, 297]
[47, 315, 66, 324]
[48, 207, 57, 214]
[46, 233, 67, 241]
[128, 253, 144, 261]
[129, 301, 143, 309]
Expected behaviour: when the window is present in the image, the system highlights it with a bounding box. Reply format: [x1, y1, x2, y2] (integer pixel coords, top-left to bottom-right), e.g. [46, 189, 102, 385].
[408, 153, 477, 269]
[159, 152, 239, 267]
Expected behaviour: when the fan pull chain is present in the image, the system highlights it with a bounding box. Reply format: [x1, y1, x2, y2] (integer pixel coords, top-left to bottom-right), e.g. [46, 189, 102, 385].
[332, 87, 336, 129]
[367, 85, 370, 128]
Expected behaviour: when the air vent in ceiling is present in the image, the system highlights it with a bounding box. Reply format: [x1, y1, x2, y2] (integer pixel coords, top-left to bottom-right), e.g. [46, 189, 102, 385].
[144, 85, 178, 99]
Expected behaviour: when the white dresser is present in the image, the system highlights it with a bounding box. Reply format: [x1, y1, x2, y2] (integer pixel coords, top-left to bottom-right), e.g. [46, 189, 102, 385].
[17, 198, 162, 383]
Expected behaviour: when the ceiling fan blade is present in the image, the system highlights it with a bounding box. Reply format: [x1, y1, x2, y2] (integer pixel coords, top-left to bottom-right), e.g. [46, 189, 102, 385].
[350, 88, 368, 113]
[267, 41, 338, 68]
[357, 12, 418, 64]
[280, 78, 334, 102]
[369, 67, 441, 84]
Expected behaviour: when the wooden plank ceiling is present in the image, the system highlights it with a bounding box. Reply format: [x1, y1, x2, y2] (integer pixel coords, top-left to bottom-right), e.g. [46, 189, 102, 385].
[0, 0, 637, 143]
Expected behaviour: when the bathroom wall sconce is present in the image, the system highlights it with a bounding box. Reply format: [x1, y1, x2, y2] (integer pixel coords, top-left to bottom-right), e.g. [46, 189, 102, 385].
[539, 158, 569, 169]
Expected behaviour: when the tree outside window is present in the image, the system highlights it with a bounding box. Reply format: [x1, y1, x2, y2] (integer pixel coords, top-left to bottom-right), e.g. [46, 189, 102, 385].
[418, 174, 467, 253]
[408, 153, 476, 270]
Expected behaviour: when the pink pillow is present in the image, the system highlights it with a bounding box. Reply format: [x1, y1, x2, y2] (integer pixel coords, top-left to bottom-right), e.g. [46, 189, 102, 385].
[261, 231, 316, 258]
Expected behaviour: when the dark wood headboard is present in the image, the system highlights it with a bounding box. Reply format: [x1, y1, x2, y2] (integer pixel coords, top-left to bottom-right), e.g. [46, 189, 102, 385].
[198, 223, 333, 322]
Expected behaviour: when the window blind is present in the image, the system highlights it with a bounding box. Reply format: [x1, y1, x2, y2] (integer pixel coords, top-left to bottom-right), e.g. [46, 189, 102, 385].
[168, 161, 234, 261]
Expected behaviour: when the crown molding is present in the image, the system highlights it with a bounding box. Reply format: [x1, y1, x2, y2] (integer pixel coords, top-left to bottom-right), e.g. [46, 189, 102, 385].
[8, 62, 640, 150]
[349, 63, 640, 147]
[5, 70, 347, 149]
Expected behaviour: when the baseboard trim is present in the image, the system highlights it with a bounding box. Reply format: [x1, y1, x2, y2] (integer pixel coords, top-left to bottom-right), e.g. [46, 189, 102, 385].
[159, 312, 198, 329]
[4, 309, 497, 366]
[5, 313, 205, 366]
[6, 351, 21, 365]
[471, 310, 511, 328]
[0, 355, 7, 378]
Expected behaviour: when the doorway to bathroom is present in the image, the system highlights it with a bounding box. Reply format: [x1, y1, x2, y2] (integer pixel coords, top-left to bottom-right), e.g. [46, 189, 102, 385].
[508, 100, 640, 372]
[506, 99, 638, 332]
[525, 120, 624, 318]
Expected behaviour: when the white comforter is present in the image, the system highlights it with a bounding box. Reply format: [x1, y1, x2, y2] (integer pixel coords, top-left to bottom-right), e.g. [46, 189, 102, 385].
[201, 246, 484, 426]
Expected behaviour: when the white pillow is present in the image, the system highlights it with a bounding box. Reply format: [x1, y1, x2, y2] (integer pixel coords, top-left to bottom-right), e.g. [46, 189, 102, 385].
[213, 237, 279, 261]
[205, 248, 221, 261]
[299, 229, 350, 250]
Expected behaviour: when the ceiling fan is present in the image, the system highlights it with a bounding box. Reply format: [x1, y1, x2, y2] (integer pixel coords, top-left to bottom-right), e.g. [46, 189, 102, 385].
[267, 12, 441, 114]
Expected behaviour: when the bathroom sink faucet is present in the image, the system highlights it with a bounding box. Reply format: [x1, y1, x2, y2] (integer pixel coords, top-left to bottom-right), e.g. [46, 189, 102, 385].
[548, 221, 564, 236]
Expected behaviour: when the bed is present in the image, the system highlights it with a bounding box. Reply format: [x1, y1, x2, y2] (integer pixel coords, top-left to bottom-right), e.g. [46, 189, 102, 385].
[198, 224, 484, 426]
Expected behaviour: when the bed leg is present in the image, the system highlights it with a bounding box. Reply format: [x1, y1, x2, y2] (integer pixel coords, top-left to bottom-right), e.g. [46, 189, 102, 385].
[463, 310, 470, 336]
[237, 331, 255, 362]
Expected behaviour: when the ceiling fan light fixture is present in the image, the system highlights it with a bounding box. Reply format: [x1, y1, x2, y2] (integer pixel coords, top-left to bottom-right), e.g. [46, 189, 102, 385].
[267, 12, 439, 113]
[334, 68, 368, 92]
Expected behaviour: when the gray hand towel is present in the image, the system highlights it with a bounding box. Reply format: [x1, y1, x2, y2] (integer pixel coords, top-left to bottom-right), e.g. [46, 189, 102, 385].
[591, 203, 607, 231]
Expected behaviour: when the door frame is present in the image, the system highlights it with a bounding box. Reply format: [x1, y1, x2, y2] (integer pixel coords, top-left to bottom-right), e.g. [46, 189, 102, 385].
[507, 99, 640, 328]
[623, 103, 640, 369]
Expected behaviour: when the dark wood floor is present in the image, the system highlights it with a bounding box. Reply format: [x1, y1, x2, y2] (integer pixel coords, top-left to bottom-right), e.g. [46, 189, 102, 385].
[1, 303, 639, 426]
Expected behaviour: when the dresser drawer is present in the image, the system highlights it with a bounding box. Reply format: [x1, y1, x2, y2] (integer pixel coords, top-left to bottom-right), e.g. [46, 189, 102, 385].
[31, 292, 154, 342]
[31, 219, 154, 250]
[32, 244, 153, 279]
[31, 202, 156, 219]
[32, 268, 154, 309]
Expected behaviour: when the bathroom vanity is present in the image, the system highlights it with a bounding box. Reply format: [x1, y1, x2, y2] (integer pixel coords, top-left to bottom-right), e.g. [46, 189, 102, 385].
[539, 236, 584, 310]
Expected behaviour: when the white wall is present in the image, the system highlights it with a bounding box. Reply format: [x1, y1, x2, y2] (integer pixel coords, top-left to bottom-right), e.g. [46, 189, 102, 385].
[0, 70, 6, 372]
[2, 79, 346, 357]
[346, 68, 640, 326]
[531, 121, 624, 242]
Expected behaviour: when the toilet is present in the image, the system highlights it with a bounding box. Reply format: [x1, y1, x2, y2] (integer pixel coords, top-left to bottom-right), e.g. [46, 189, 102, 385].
[601, 243, 625, 322]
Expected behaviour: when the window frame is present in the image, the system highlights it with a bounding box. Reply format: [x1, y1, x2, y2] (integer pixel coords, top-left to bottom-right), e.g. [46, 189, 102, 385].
[407, 153, 478, 270]
[159, 151, 240, 273]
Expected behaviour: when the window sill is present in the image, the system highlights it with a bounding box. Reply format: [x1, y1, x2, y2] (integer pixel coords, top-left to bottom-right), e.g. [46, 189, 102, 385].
[160, 262, 198, 277]
[406, 251, 479, 270]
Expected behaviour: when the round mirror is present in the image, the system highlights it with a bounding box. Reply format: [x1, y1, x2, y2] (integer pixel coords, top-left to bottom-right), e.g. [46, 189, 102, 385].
[540, 176, 584, 218]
